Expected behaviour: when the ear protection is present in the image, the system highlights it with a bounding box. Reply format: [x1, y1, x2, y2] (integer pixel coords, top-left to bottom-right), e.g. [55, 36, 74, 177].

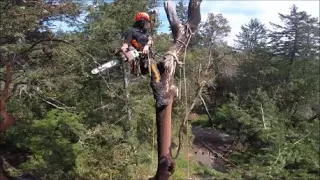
[135, 12, 150, 22]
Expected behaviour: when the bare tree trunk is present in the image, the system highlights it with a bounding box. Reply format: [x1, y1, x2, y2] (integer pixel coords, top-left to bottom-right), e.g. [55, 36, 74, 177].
[149, 1, 202, 179]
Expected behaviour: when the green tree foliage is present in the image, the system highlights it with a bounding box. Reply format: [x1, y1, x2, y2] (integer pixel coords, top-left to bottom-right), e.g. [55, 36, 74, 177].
[235, 18, 268, 52]
[268, 4, 319, 116]
[1, 1, 319, 180]
[206, 4, 319, 179]
[199, 13, 231, 47]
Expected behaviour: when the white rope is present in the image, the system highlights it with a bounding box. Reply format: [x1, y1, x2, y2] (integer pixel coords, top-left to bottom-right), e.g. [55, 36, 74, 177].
[168, 24, 194, 177]
[183, 29, 192, 179]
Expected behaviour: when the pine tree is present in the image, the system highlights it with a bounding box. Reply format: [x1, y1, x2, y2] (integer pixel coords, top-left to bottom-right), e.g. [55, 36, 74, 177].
[199, 13, 231, 47]
[269, 4, 319, 72]
[0, 0, 82, 133]
[235, 18, 267, 52]
[233, 18, 272, 104]
[268, 4, 319, 114]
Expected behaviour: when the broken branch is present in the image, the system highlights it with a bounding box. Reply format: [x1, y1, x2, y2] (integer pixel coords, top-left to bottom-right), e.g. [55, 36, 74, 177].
[261, 103, 267, 129]
[200, 94, 214, 124]
[200, 140, 239, 168]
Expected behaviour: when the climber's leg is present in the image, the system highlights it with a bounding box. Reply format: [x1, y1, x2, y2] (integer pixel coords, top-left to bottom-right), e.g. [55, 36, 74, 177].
[149, 59, 170, 107]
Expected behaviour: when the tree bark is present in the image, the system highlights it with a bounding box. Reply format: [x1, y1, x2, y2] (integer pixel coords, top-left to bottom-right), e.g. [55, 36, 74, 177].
[0, 62, 16, 134]
[150, 1, 202, 179]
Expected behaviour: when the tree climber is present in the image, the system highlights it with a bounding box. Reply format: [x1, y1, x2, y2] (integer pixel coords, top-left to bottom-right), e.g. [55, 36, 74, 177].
[120, 12, 169, 107]
[120, 12, 153, 75]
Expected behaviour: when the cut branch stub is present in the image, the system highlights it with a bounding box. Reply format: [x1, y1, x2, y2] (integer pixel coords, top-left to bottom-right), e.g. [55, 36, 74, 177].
[150, 0, 202, 179]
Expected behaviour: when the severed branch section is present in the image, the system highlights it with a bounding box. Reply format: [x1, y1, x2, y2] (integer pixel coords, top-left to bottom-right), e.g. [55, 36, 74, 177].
[149, 0, 202, 179]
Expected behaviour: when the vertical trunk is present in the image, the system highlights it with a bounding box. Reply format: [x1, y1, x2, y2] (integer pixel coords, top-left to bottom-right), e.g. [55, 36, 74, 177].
[122, 60, 132, 137]
[287, 25, 299, 83]
[0, 63, 15, 133]
[154, 95, 174, 179]
[149, 1, 202, 179]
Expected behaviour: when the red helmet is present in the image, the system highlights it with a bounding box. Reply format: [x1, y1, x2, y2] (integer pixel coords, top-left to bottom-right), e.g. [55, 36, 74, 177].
[135, 12, 150, 22]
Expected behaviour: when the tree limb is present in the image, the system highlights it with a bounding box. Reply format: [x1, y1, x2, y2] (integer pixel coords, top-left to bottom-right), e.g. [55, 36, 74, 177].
[200, 94, 214, 124]
[9, 81, 27, 98]
[261, 103, 267, 129]
[42, 99, 67, 110]
[200, 140, 239, 168]
[272, 149, 282, 166]
[293, 131, 312, 146]
[187, 0, 202, 31]
[174, 83, 204, 160]
[21, 38, 114, 92]
[164, 1, 182, 40]
[43, 97, 75, 110]
[174, 32, 215, 160]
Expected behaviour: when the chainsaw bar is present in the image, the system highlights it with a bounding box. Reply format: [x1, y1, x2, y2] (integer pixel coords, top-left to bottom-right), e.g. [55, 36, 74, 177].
[91, 59, 120, 74]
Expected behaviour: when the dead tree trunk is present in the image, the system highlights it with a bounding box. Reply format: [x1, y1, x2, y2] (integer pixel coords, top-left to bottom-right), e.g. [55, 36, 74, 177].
[150, 1, 202, 179]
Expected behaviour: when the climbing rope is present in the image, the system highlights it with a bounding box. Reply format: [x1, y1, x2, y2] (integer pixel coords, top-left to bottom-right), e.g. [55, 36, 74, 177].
[179, 68, 182, 100]
[152, 110, 155, 166]
[182, 27, 193, 179]
[166, 24, 193, 178]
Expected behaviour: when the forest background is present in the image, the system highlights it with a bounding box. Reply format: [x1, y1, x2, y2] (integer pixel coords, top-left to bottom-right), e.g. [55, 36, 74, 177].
[0, 0, 319, 179]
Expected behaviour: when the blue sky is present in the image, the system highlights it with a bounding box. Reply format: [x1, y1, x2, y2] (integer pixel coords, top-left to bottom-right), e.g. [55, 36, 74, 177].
[52, 0, 320, 46]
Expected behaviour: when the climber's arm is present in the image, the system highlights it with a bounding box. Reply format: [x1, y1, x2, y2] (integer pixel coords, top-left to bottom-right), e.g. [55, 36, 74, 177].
[143, 36, 153, 54]
[147, 36, 153, 46]
[121, 29, 133, 52]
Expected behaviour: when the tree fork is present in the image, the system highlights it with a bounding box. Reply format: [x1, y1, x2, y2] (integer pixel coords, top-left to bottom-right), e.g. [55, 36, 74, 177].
[150, 0, 202, 179]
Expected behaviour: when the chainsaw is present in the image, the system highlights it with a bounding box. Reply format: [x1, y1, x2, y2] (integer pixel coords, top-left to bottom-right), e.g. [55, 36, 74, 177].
[91, 48, 151, 75]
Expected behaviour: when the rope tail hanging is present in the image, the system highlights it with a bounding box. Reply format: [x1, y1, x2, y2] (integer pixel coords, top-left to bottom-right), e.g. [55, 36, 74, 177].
[168, 25, 193, 178]
[179, 68, 182, 100]
[182, 29, 191, 178]
[173, 26, 194, 160]
[148, 6, 158, 168]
